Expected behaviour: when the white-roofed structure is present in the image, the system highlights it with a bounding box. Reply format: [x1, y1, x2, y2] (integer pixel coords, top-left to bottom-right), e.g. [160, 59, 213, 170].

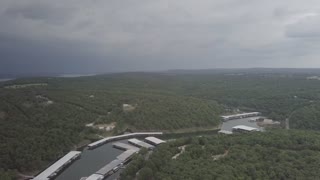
[116, 150, 138, 162]
[145, 137, 166, 146]
[33, 151, 81, 180]
[85, 174, 104, 180]
[96, 159, 122, 176]
[88, 132, 163, 149]
[128, 138, 154, 150]
[232, 125, 259, 133]
[218, 130, 233, 135]
[113, 142, 139, 151]
[221, 112, 260, 121]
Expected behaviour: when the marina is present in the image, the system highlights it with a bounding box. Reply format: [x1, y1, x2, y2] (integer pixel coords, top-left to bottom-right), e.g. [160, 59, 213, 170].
[54, 134, 166, 180]
[55, 141, 123, 180]
[33, 151, 81, 180]
[83, 137, 158, 180]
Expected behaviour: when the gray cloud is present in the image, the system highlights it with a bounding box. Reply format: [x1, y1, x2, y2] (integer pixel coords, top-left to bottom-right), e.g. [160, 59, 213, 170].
[1, 0, 320, 74]
[286, 15, 320, 38]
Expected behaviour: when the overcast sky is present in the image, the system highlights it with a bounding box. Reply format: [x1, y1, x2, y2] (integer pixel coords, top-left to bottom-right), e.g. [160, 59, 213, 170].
[1, 0, 320, 74]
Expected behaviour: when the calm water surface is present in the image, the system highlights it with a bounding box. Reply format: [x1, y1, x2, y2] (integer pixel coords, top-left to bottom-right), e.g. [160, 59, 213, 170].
[56, 140, 128, 180]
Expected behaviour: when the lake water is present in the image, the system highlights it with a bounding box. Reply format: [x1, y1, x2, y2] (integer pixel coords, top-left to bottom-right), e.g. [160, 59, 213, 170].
[57, 74, 96, 78]
[221, 116, 264, 132]
[55, 140, 128, 180]
[0, 78, 13, 82]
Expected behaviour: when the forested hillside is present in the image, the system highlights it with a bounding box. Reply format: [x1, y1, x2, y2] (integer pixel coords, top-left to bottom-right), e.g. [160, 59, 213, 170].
[121, 130, 320, 180]
[0, 74, 222, 178]
[290, 104, 320, 130]
[2, 70, 320, 178]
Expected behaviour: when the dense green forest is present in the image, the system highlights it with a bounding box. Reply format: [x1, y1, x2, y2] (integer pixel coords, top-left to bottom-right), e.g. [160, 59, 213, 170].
[0, 73, 222, 178]
[121, 130, 320, 180]
[2, 70, 320, 178]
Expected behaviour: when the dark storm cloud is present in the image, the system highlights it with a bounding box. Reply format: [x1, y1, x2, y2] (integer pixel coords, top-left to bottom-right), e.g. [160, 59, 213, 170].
[4, 2, 73, 25]
[1, 0, 320, 74]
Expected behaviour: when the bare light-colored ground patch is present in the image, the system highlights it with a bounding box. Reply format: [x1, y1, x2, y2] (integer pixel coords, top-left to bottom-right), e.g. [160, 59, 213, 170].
[172, 145, 187, 159]
[212, 150, 229, 161]
[123, 104, 136, 112]
[86, 122, 117, 132]
[36, 95, 54, 106]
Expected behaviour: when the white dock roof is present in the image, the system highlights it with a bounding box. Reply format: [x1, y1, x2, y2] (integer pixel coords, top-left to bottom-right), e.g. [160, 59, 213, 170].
[88, 132, 163, 148]
[85, 174, 104, 180]
[33, 151, 81, 180]
[232, 125, 259, 131]
[128, 138, 154, 149]
[96, 159, 122, 176]
[221, 112, 260, 119]
[218, 130, 233, 134]
[116, 150, 138, 161]
[113, 142, 139, 151]
[145, 137, 166, 145]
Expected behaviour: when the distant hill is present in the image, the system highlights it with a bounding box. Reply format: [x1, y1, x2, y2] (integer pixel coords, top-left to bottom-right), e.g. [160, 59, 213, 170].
[166, 68, 320, 75]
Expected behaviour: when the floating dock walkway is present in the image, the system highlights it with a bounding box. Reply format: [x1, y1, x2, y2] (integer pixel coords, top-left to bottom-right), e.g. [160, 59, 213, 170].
[113, 142, 139, 151]
[33, 151, 81, 180]
[88, 132, 163, 149]
[128, 138, 154, 150]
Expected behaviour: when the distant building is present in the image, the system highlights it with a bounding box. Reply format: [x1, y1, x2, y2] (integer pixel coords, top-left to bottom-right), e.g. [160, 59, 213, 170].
[221, 112, 261, 121]
[257, 119, 281, 127]
[218, 130, 233, 135]
[232, 125, 259, 133]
